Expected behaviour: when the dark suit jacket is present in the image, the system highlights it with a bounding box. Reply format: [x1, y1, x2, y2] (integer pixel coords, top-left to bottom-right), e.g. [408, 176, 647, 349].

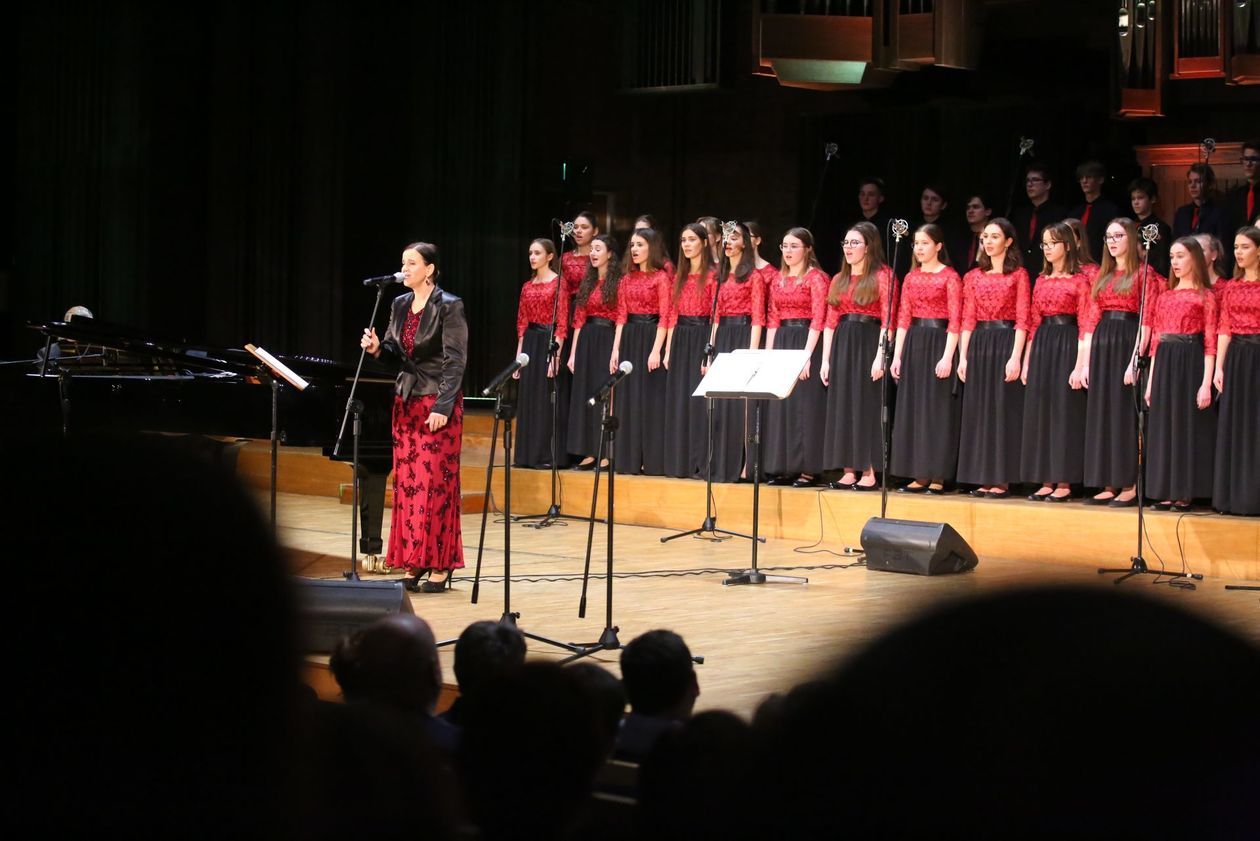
[379, 286, 468, 416]
[1171, 200, 1228, 242]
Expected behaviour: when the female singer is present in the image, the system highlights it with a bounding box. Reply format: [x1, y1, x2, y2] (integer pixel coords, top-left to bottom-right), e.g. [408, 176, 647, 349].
[819, 222, 896, 491]
[1066, 217, 1099, 285]
[512, 238, 568, 469]
[697, 216, 723, 264]
[1195, 233, 1229, 299]
[613, 227, 672, 475]
[764, 227, 829, 487]
[708, 222, 767, 483]
[663, 224, 717, 478]
[1212, 226, 1260, 515]
[955, 219, 1029, 498]
[562, 212, 599, 300]
[635, 214, 674, 274]
[889, 224, 963, 493]
[745, 221, 774, 271]
[567, 234, 622, 470]
[360, 242, 467, 593]
[1079, 218, 1164, 507]
[1144, 237, 1218, 511]
[1020, 222, 1091, 501]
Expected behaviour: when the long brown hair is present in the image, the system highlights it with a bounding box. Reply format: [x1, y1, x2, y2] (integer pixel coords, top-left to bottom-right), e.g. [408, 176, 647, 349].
[976, 218, 1023, 275]
[577, 234, 623, 309]
[827, 222, 887, 307]
[1233, 226, 1260, 279]
[778, 226, 822, 279]
[621, 227, 668, 275]
[673, 223, 713, 304]
[910, 223, 952, 271]
[1168, 237, 1211, 293]
[1040, 222, 1081, 276]
[1094, 218, 1142, 298]
[723, 222, 756, 283]
[1064, 218, 1096, 267]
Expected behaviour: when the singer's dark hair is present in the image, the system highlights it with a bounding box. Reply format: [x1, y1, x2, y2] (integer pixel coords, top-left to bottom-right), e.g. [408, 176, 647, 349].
[1187, 163, 1217, 192]
[977, 218, 1023, 275]
[1095, 217, 1142, 298]
[404, 242, 440, 281]
[577, 234, 623, 309]
[1195, 232, 1226, 278]
[723, 222, 756, 284]
[779, 227, 822, 278]
[1039, 221, 1081, 276]
[530, 238, 560, 276]
[696, 216, 722, 253]
[1127, 177, 1159, 199]
[828, 221, 887, 308]
[1064, 218, 1097, 267]
[674, 223, 713, 304]
[1244, 139, 1260, 154]
[858, 176, 886, 196]
[920, 183, 949, 207]
[911, 224, 952, 271]
[634, 215, 672, 265]
[1168, 237, 1211, 293]
[1025, 161, 1052, 182]
[1232, 226, 1260, 279]
[575, 211, 599, 231]
[622, 227, 668, 275]
[1075, 159, 1106, 180]
[966, 193, 994, 215]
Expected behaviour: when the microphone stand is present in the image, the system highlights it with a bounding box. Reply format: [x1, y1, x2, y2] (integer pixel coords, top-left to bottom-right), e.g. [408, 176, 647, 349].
[1004, 136, 1034, 218]
[879, 221, 909, 519]
[1098, 227, 1202, 588]
[807, 142, 839, 234]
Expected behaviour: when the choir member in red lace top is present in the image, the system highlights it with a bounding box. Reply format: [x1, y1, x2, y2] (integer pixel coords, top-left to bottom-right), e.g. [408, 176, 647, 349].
[1078, 218, 1165, 506]
[567, 234, 622, 470]
[613, 227, 672, 475]
[762, 227, 829, 486]
[635, 214, 675, 275]
[1195, 233, 1229, 301]
[660, 223, 717, 478]
[888, 224, 962, 492]
[513, 239, 569, 469]
[705, 222, 767, 483]
[819, 221, 897, 490]
[1066, 217, 1100, 286]
[360, 242, 466, 591]
[954, 219, 1030, 497]
[1018, 222, 1091, 501]
[1144, 237, 1218, 509]
[697, 216, 723, 265]
[561, 211, 599, 298]
[744, 221, 774, 272]
[1213, 227, 1260, 514]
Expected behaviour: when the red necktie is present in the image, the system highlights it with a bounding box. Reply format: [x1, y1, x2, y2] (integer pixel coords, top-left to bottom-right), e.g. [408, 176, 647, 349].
[1248, 185, 1256, 222]
[1028, 209, 1037, 242]
[1191, 206, 1200, 232]
[968, 236, 978, 266]
[1081, 204, 1092, 226]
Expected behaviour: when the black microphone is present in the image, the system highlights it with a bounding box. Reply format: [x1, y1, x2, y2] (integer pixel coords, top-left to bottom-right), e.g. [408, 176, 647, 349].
[588, 361, 633, 406]
[363, 272, 405, 286]
[482, 353, 530, 396]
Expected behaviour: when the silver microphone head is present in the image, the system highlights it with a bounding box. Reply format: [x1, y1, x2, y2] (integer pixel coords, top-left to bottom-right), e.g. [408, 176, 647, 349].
[1140, 223, 1161, 246]
[1201, 137, 1217, 157]
[619, 361, 633, 374]
[560, 221, 576, 238]
[891, 219, 910, 241]
[517, 352, 530, 368]
[1019, 136, 1034, 156]
[824, 142, 838, 160]
[721, 220, 738, 245]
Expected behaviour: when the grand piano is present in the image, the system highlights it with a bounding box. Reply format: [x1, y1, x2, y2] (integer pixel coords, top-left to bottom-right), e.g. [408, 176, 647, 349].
[4, 317, 397, 555]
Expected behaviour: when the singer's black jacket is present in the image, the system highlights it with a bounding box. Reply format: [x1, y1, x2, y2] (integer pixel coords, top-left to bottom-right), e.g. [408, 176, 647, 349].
[378, 285, 467, 416]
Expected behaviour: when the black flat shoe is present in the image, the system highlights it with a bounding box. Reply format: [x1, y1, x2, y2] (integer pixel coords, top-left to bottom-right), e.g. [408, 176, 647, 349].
[792, 475, 817, 488]
[1108, 496, 1137, 508]
[925, 485, 946, 495]
[899, 484, 927, 494]
[1026, 492, 1052, 501]
[852, 482, 877, 492]
[574, 459, 596, 471]
[1150, 501, 1172, 511]
[1084, 495, 1114, 506]
[969, 488, 989, 498]
[1173, 501, 1193, 512]
[830, 479, 857, 490]
[1046, 493, 1072, 503]
[767, 475, 794, 486]
[734, 476, 752, 484]
[985, 489, 1011, 500]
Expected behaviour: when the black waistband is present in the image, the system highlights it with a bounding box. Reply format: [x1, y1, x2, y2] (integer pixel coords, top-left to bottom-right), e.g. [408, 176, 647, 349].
[841, 313, 880, 325]
[720, 314, 752, 326]
[1101, 310, 1138, 322]
[911, 317, 949, 329]
[583, 316, 614, 328]
[1158, 332, 1202, 344]
[674, 315, 709, 327]
[627, 313, 660, 324]
[974, 319, 1015, 330]
[526, 322, 552, 333]
[1042, 314, 1078, 326]
[1231, 332, 1260, 345]
[778, 318, 812, 328]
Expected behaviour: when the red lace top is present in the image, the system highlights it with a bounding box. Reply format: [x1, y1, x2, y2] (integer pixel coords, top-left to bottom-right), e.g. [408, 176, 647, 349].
[897, 268, 963, 333]
[616, 268, 671, 324]
[1150, 288, 1217, 356]
[961, 268, 1031, 332]
[1212, 278, 1235, 308]
[1084, 266, 1165, 331]
[1079, 263, 1100, 284]
[516, 276, 568, 341]
[666, 270, 718, 327]
[402, 309, 421, 355]
[561, 252, 589, 297]
[1028, 274, 1090, 342]
[1217, 280, 1260, 335]
[715, 267, 768, 325]
[825, 266, 898, 329]
[572, 279, 619, 329]
[767, 267, 828, 330]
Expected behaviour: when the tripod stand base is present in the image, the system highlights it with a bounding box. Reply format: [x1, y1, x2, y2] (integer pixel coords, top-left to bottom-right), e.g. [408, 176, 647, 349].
[514, 504, 599, 528]
[498, 609, 595, 657]
[722, 569, 808, 586]
[559, 625, 621, 664]
[1098, 556, 1202, 589]
[661, 516, 764, 544]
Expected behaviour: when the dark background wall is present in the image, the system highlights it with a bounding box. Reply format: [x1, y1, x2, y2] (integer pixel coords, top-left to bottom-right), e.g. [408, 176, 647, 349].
[5, 0, 1258, 392]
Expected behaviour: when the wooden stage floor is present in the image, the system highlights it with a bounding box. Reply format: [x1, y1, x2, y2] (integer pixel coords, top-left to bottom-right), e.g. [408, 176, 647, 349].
[279, 492, 1260, 720]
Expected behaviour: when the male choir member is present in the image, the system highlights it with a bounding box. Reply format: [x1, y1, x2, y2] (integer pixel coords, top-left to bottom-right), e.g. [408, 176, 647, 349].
[513, 239, 568, 468]
[567, 234, 622, 470]
[1069, 160, 1122, 264]
[613, 228, 672, 475]
[662, 224, 717, 479]
[1172, 164, 1227, 242]
[1128, 178, 1172, 277]
[1223, 140, 1259, 267]
[1012, 163, 1066, 276]
[1212, 227, 1260, 515]
[954, 193, 995, 274]
[854, 177, 893, 240]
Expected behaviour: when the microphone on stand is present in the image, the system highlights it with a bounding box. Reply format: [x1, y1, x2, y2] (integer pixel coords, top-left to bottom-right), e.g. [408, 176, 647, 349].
[1140, 223, 1161, 246]
[890, 218, 910, 242]
[588, 361, 633, 406]
[483, 353, 530, 396]
[363, 272, 405, 286]
[721, 219, 738, 245]
[559, 221, 575, 239]
[1018, 136, 1035, 157]
[824, 142, 839, 161]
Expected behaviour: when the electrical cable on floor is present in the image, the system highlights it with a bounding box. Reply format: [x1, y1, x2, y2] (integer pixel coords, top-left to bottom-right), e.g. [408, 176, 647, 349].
[790, 487, 867, 567]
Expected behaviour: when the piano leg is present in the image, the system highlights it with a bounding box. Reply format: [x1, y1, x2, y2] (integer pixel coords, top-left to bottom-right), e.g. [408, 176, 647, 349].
[356, 460, 390, 557]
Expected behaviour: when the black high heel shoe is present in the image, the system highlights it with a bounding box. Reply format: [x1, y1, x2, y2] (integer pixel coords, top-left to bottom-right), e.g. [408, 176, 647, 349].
[403, 570, 430, 593]
[416, 573, 451, 593]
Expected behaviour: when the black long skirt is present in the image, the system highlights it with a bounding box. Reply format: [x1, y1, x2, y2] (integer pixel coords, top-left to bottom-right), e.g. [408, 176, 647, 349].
[711, 321, 754, 483]
[1213, 337, 1260, 514]
[822, 319, 884, 473]
[956, 326, 1024, 486]
[1020, 322, 1086, 483]
[763, 323, 826, 477]
[890, 325, 960, 482]
[1147, 338, 1216, 501]
[614, 320, 667, 475]
[663, 319, 710, 479]
[514, 326, 568, 468]
[566, 319, 616, 459]
[1083, 315, 1140, 489]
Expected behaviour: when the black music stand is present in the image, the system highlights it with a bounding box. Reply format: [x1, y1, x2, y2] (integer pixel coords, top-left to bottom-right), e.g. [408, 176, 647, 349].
[245, 344, 310, 549]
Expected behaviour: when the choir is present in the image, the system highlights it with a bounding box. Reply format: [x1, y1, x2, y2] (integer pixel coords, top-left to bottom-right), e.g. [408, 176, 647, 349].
[509, 213, 1260, 516]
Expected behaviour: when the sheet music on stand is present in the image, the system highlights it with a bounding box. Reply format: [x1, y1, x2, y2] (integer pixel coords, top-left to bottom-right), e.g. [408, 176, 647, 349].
[245, 343, 309, 391]
[694, 348, 809, 400]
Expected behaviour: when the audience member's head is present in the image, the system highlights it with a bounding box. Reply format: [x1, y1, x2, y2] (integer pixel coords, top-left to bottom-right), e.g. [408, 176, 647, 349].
[567, 662, 627, 754]
[452, 619, 525, 701]
[331, 614, 442, 716]
[619, 629, 699, 719]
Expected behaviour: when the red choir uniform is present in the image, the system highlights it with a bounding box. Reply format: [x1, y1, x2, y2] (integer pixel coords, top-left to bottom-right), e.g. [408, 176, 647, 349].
[763, 267, 829, 481]
[890, 267, 963, 484]
[567, 278, 620, 459]
[561, 251, 589, 299]
[955, 267, 1031, 488]
[1079, 263, 1100, 285]
[662, 270, 718, 479]
[710, 266, 768, 482]
[821, 266, 898, 476]
[1020, 273, 1091, 488]
[1213, 280, 1260, 513]
[1147, 288, 1218, 503]
[513, 277, 569, 468]
[614, 268, 672, 475]
[1212, 277, 1234, 308]
[1081, 266, 1165, 493]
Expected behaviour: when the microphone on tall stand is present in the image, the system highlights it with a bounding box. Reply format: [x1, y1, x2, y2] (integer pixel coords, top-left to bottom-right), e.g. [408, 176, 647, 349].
[588, 361, 633, 406]
[824, 142, 839, 161]
[1200, 137, 1216, 164]
[1140, 223, 1161, 247]
[559, 221, 575, 239]
[362, 272, 405, 286]
[483, 353, 530, 396]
